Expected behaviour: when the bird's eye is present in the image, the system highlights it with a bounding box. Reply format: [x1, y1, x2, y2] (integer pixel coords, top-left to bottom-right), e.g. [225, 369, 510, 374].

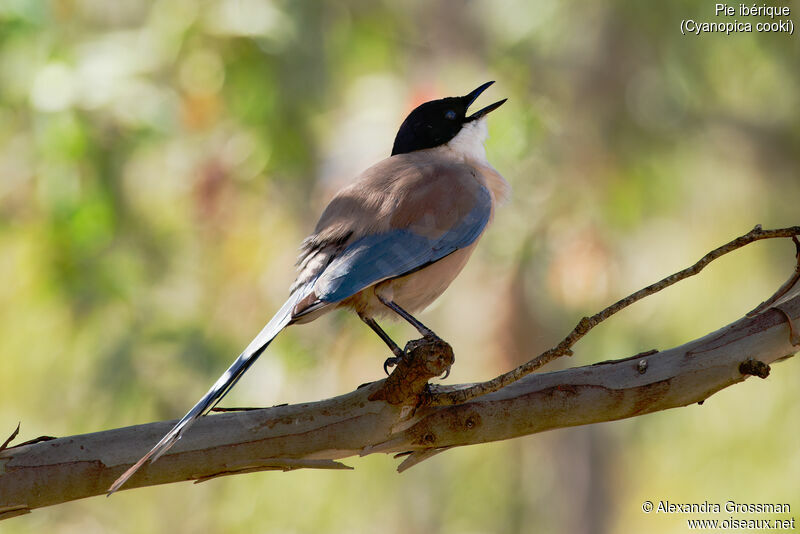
[445, 110, 457, 120]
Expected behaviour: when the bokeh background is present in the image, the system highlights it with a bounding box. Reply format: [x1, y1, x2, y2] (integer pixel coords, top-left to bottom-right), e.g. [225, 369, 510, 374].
[1, 1, 798, 532]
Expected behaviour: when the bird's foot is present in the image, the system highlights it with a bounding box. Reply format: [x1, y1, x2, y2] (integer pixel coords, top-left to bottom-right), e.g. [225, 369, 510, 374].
[383, 345, 408, 375]
[383, 334, 452, 377]
[370, 335, 455, 405]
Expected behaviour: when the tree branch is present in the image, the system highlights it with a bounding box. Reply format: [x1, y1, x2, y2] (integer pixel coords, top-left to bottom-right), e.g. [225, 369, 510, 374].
[429, 225, 800, 405]
[1, 226, 798, 519]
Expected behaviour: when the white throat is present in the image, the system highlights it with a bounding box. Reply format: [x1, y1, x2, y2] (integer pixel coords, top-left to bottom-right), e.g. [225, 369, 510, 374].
[441, 118, 489, 163]
[433, 117, 511, 205]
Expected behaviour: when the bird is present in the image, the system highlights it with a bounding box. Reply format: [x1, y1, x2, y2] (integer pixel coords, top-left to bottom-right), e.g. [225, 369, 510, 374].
[109, 81, 509, 494]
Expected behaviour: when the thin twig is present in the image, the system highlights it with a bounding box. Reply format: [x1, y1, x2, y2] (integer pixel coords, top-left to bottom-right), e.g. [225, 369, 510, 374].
[431, 225, 800, 406]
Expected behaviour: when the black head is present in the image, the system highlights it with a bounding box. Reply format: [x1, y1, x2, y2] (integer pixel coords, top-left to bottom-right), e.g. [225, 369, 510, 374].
[391, 81, 507, 156]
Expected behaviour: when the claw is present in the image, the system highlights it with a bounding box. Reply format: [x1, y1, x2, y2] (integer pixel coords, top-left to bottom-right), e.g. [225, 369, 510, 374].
[383, 356, 400, 375]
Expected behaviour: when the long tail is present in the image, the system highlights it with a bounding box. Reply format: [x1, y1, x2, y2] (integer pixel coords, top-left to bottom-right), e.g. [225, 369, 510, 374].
[108, 289, 309, 495]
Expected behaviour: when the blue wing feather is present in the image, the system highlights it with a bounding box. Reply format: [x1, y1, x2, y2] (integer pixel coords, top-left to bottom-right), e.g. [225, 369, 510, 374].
[314, 184, 491, 303]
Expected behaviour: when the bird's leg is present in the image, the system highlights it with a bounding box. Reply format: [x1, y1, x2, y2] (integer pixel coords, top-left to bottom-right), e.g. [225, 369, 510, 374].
[358, 312, 406, 374]
[375, 296, 452, 378]
[375, 295, 437, 339]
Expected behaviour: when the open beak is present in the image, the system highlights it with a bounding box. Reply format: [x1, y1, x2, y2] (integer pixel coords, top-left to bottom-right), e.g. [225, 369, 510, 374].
[463, 81, 507, 120]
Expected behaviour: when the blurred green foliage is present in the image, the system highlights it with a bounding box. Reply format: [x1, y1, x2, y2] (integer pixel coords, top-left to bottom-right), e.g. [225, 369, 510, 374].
[1, 1, 798, 533]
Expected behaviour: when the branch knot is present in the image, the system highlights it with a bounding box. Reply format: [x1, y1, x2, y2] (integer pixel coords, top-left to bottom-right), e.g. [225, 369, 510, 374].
[738, 358, 771, 379]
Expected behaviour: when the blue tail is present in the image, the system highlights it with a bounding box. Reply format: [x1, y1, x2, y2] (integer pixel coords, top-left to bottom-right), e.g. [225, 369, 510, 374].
[108, 289, 310, 494]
